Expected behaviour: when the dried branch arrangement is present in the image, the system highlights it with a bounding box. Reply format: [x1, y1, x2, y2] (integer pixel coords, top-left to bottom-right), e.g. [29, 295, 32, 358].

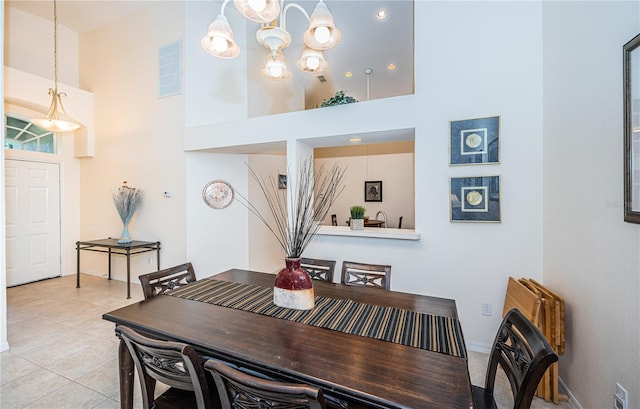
[236, 158, 345, 258]
[112, 181, 142, 225]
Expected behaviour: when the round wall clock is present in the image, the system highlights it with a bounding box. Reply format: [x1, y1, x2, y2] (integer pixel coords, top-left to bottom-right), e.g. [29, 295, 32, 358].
[202, 180, 234, 209]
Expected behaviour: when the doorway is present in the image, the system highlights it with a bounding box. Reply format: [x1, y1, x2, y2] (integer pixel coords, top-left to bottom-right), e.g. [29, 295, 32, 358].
[5, 159, 61, 286]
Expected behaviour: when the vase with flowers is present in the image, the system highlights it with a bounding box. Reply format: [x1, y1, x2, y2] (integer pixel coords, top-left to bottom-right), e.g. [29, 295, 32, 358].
[237, 158, 345, 310]
[112, 181, 142, 244]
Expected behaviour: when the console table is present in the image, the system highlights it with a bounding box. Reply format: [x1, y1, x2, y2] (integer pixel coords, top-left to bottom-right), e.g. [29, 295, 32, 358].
[76, 239, 161, 299]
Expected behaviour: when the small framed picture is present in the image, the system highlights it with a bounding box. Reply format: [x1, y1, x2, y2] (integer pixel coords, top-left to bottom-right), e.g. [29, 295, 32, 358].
[450, 176, 501, 222]
[278, 174, 287, 189]
[450, 116, 500, 165]
[365, 181, 382, 202]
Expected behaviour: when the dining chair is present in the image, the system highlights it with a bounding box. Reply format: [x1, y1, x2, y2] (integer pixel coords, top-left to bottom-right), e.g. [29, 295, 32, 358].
[300, 258, 336, 282]
[116, 325, 215, 409]
[472, 308, 558, 409]
[205, 360, 326, 409]
[139, 262, 196, 300]
[331, 214, 338, 226]
[398, 216, 403, 229]
[341, 261, 391, 290]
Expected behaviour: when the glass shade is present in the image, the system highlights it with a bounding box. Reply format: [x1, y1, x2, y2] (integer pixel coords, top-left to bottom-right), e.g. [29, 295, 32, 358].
[262, 50, 291, 80]
[303, 1, 341, 50]
[201, 14, 240, 59]
[234, 0, 280, 23]
[31, 89, 81, 132]
[296, 46, 328, 74]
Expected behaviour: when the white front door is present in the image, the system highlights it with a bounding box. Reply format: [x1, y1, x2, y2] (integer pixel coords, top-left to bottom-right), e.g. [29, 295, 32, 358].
[5, 159, 61, 286]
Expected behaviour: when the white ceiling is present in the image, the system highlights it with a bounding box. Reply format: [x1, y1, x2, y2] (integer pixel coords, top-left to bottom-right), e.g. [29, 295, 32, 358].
[7, 0, 414, 105]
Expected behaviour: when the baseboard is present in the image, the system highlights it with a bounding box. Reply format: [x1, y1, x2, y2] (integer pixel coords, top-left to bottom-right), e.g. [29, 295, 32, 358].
[559, 377, 583, 409]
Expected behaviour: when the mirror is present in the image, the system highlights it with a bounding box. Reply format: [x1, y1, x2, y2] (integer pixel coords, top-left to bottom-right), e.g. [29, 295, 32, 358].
[624, 33, 640, 223]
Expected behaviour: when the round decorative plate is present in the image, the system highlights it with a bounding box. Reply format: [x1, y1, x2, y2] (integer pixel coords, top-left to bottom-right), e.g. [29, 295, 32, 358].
[466, 190, 483, 206]
[465, 133, 483, 149]
[202, 180, 234, 209]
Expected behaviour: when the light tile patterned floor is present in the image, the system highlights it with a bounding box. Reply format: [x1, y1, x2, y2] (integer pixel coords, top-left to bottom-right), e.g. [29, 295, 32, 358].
[1, 274, 569, 409]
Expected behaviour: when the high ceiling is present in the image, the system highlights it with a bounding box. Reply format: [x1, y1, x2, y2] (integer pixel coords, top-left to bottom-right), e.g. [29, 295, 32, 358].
[7, 0, 414, 107]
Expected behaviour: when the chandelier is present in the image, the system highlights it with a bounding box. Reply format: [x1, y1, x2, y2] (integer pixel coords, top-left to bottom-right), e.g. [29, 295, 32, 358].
[201, 0, 341, 80]
[32, 0, 81, 132]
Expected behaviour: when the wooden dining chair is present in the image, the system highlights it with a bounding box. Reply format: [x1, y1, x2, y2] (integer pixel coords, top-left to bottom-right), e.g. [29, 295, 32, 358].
[205, 360, 326, 409]
[116, 325, 215, 409]
[139, 262, 196, 300]
[472, 308, 558, 409]
[300, 258, 336, 282]
[341, 261, 391, 290]
[331, 214, 338, 226]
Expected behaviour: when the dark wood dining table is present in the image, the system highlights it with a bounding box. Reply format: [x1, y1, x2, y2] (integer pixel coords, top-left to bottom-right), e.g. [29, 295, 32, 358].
[102, 269, 473, 409]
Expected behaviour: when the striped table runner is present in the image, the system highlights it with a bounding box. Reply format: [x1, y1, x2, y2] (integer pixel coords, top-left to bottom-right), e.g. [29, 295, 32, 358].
[169, 278, 467, 359]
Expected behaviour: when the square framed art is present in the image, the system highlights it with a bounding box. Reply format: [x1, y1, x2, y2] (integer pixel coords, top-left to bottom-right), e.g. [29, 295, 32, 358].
[449, 176, 501, 222]
[364, 181, 382, 202]
[450, 116, 500, 165]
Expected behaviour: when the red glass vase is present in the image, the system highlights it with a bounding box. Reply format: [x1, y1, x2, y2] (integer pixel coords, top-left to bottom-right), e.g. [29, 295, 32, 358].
[273, 258, 314, 310]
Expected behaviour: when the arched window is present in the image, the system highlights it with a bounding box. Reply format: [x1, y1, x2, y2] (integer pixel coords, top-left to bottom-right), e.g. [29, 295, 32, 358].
[4, 113, 56, 154]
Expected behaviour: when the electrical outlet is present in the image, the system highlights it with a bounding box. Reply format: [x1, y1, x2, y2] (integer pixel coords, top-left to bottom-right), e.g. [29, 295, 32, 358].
[614, 383, 628, 409]
[481, 303, 492, 316]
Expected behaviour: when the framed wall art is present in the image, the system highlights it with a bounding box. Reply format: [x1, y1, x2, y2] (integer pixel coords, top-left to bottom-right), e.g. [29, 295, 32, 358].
[450, 116, 500, 165]
[624, 33, 640, 223]
[364, 181, 382, 202]
[449, 176, 501, 222]
[278, 174, 287, 189]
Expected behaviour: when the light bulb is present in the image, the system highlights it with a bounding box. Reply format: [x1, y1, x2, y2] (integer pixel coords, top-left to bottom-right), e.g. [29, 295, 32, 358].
[212, 36, 228, 52]
[248, 0, 266, 11]
[268, 65, 283, 78]
[314, 26, 331, 44]
[307, 56, 320, 70]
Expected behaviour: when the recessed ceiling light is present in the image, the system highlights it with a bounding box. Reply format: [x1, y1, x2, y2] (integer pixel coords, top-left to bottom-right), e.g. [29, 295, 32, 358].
[345, 71, 353, 78]
[376, 9, 388, 20]
[387, 63, 397, 71]
[349, 137, 362, 143]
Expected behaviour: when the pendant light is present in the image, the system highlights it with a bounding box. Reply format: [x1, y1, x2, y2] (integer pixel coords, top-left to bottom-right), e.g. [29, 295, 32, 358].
[32, 0, 81, 132]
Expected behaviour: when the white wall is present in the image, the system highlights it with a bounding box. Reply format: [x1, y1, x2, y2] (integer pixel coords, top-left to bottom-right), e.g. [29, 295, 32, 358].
[1, 3, 7, 352]
[77, 2, 188, 282]
[4, 6, 79, 87]
[185, 152, 251, 276]
[542, 2, 640, 408]
[184, 1, 545, 352]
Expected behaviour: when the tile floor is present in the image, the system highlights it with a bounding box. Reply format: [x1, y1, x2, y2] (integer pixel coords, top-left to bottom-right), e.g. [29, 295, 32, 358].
[1, 274, 569, 409]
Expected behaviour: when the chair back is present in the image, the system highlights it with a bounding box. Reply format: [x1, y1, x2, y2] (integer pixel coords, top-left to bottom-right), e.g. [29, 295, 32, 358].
[398, 216, 403, 229]
[341, 261, 391, 290]
[205, 360, 326, 409]
[139, 262, 196, 300]
[116, 326, 213, 409]
[331, 214, 338, 226]
[483, 308, 558, 409]
[300, 258, 336, 282]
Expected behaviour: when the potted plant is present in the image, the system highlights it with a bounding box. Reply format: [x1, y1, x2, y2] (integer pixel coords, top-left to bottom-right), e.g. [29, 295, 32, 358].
[236, 158, 346, 310]
[350, 205, 366, 230]
[319, 90, 358, 107]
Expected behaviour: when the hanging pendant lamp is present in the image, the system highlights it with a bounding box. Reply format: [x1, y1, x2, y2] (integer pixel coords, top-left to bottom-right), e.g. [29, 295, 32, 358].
[32, 0, 81, 132]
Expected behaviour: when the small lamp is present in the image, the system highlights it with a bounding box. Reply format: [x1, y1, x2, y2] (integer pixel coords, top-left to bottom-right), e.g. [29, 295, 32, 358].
[262, 50, 291, 80]
[201, 14, 240, 59]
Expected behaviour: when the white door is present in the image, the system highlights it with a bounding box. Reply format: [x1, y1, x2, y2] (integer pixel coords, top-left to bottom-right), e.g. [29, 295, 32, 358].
[5, 159, 61, 286]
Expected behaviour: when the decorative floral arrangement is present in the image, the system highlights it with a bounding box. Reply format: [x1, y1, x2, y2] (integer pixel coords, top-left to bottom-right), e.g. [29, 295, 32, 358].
[112, 181, 142, 243]
[319, 90, 358, 107]
[236, 158, 345, 259]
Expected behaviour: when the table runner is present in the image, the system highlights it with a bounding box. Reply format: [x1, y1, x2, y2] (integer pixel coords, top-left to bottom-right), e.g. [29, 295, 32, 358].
[168, 278, 467, 359]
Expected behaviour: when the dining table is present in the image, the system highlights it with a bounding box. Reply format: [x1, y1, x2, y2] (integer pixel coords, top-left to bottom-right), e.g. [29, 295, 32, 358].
[102, 269, 473, 409]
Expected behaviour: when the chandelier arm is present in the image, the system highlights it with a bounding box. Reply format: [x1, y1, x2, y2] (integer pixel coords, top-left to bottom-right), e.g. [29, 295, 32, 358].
[219, 0, 232, 16]
[280, 2, 310, 32]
